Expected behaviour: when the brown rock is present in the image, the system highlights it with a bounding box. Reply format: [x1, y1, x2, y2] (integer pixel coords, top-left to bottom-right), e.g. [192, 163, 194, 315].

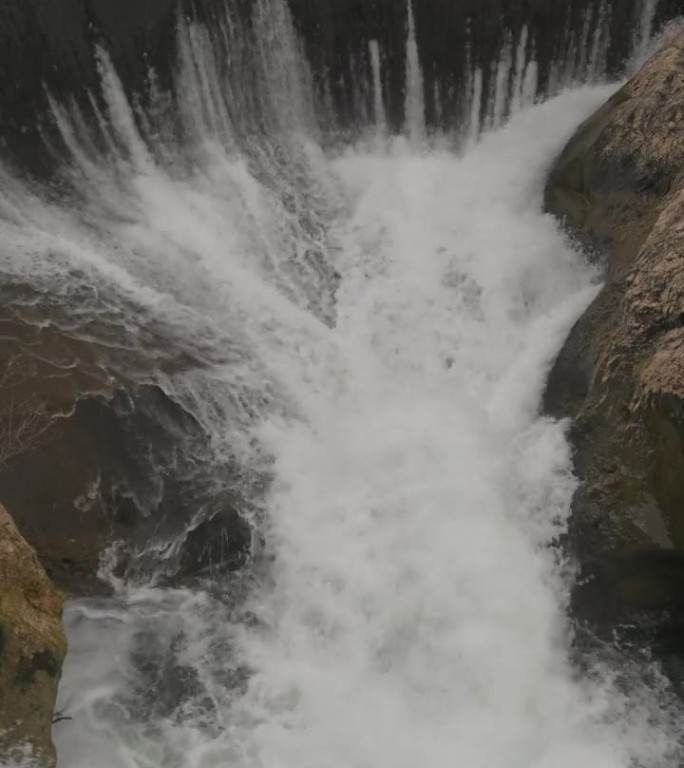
[544, 34, 684, 640]
[0, 503, 65, 767]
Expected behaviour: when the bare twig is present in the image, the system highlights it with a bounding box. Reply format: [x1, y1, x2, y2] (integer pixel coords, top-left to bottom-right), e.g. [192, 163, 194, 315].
[0, 357, 53, 466]
[52, 709, 72, 725]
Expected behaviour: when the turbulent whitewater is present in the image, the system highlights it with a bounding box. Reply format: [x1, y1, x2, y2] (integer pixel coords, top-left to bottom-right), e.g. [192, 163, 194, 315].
[0, 0, 680, 766]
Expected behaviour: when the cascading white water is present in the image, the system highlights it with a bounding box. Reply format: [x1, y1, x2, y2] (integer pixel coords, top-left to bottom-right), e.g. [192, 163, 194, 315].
[0, 0, 680, 766]
[467, 67, 483, 143]
[51, 85, 679, 766]
[486, 32, 513, 131]
[369, 40, 388, 141]
[587, 0, 611, 83]
[634, 0, 662, 64]
[404, 0, 427, 145]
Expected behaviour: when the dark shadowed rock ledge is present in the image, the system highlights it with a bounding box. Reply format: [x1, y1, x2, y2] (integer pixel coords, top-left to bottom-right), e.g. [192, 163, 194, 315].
[0, 311, 253, 596]
[544, 32, 684, 655]
[0, 503, 65, 767]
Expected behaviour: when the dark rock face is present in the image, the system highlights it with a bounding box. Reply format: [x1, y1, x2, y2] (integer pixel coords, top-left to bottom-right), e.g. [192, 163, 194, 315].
[544, 34, 684, 649]
[0, 315, 253, 595]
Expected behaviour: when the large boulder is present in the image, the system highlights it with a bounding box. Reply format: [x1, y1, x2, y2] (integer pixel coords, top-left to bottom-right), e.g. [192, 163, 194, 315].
[544, 32, 684, 645]
[0, 504, 65, 767]
[0, 309, 252, 596]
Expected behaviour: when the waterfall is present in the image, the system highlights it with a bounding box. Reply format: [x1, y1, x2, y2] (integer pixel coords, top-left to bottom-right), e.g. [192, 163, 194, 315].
[486, 32, 513, 131]
[404, 0, 427, 145]
[369, 39, 388, 140]
[633, 0, 662, 64]
[467, 67, 483, 143]
[0, 1, 679, 766]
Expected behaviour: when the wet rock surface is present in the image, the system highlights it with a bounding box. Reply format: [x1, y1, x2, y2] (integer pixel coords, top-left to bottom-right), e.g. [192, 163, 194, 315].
[0, 503, 65, 767]
[0, 308, 253, 596]
[544, 35, 684, 654]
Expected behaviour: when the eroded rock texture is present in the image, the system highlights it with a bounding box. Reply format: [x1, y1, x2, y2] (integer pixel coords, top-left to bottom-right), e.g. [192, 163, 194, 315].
[544, 34, 684, 646]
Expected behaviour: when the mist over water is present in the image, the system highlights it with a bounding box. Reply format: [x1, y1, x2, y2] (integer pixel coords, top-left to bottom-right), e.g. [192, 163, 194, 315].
[0, 0, 681, 765]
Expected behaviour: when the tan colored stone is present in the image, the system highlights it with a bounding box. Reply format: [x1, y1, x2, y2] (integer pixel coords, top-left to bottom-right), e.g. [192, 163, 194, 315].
[0, 503, 65, 767]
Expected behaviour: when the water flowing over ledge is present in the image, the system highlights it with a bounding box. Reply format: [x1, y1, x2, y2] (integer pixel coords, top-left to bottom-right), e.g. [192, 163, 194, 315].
[0, 0, 674, 171]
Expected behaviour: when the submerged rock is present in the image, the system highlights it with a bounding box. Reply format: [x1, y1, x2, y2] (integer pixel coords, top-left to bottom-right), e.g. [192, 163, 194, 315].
[0, 503, 65, 767]
[544, 34, 684, 643]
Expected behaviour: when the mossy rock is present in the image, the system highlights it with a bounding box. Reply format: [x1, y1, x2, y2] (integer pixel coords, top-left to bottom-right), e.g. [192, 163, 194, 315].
[0, 504, 65, 767]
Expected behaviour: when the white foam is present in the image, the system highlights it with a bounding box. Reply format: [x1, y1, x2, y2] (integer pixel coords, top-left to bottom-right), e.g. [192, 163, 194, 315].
[48, 84, 678, 768]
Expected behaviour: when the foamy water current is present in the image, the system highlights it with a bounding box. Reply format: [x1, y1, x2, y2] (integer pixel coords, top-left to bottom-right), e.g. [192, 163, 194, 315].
[0, 1, 680, 765]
